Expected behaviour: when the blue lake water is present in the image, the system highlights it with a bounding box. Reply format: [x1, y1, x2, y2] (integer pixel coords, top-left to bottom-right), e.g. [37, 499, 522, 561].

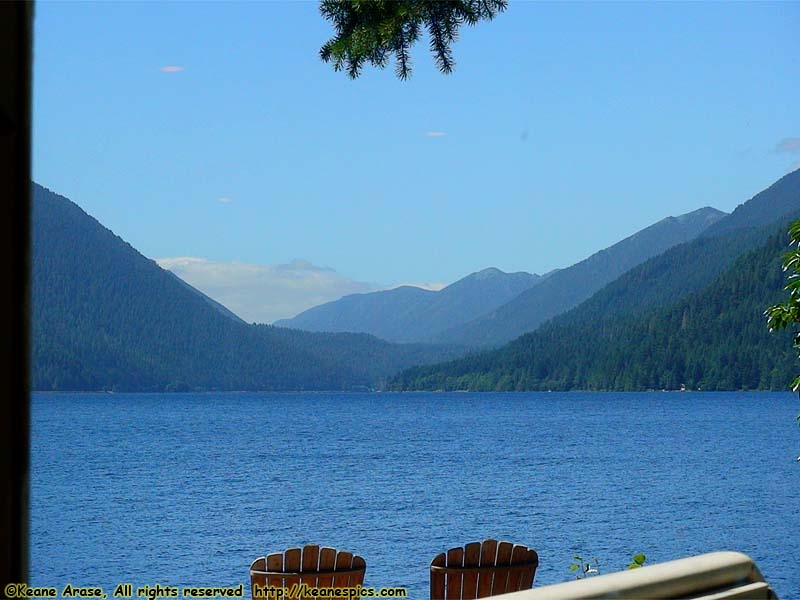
[30, 392, 800, 598]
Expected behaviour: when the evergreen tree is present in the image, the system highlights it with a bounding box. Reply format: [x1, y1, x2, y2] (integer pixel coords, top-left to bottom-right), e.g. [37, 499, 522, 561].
[319, 0, 507, 79]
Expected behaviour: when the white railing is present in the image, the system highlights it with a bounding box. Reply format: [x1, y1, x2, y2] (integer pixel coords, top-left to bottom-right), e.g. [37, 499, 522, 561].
[499, 551, 776, 599]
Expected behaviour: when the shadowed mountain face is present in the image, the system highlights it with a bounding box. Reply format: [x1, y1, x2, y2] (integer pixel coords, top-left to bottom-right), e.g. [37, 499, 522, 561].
[391, 169, 800, 391]
[392, 223, 798, 392]
[432, 206, 727, 347]
[30, 184, 463, 392]
[700, 170, 800, 237]
[279, 207, 726, 347]
[275, 267, 544, 343]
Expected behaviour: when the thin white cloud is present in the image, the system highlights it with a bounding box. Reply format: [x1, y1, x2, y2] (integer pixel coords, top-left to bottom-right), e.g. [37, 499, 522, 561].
[387, 282, 447, 291]
[425, 131, 447, 137]
[156, 257, 380, 324]
[776, 138, 800, 153]
[216, 197, 233, 204]
[160, 66, 184, 73]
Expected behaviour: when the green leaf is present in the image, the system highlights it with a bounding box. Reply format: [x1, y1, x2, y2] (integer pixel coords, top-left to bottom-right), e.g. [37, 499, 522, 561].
[569, 564, 579, 572]
[632, 553, 646, 565]
[627, 563, 642, 569]
[767, 220, 800, 442]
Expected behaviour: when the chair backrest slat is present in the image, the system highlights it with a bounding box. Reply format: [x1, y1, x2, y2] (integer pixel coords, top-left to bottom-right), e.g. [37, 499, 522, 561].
[461, 541, 481, 598]
[317, 547, 337, 589]
[431, 540, 538, 600]
[477, 539, 498, 598]
[333, 550, 354, 588]
[492, 541, 514, 596]
[519, 549, 538, 590]
[251, 545, 366, 600]
[508, 544, 532, 594]
[266, 552, 284, 590]
[447, 547, 465, 600]
[283, 548, 302, 600]
[251, 557, 267, 596]
[301, 544, 320, 592]
[431, 553, 447, 600]
[351, 556, 367, 589]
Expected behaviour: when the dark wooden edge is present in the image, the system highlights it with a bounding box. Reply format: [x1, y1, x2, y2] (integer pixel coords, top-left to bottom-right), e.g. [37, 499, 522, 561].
[430, 564, 535, 574]
[430, 552, 447, 566]
[0, 0, 32, 591]
[250, 568, 366, 577]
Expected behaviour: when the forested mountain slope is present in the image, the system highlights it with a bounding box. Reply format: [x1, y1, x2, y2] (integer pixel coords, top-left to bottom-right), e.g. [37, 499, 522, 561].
[392, 224, 797, 391]
[31, 184, 461, 391]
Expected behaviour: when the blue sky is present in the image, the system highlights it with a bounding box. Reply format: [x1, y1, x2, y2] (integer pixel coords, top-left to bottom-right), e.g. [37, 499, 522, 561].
[33, 1, 799, 322]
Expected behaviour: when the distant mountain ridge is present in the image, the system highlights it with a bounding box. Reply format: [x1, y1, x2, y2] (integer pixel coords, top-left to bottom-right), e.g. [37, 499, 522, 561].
[391, 169, 800, 391]
[432, 206, 727, 347]
[31, 184, 462, 391]
[700, 171, 800, 237]
[34, 167, 800, 393]
[392, 223, 797, 392]
[278, 208, 726, 346]
[275, 267, 544, 343]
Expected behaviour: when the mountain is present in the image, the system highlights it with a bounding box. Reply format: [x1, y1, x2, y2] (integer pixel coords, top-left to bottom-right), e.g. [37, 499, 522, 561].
[31, 184, 462, 392]
[165, 270, 245, 324]
[433, 206, 727, 347]
[275, 267, 544, 343]
[701, 171, 800, 237]
[391, 169, 800, 391]
[391, 225, 796, 391]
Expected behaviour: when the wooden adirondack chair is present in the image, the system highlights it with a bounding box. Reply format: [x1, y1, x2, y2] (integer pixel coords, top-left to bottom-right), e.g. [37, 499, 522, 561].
[430, 539, 539, 599]
[250, 544, 366, 600]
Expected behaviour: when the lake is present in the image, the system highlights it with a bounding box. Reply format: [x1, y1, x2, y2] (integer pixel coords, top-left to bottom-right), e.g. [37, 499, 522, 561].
[30, 392, 800, 598]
